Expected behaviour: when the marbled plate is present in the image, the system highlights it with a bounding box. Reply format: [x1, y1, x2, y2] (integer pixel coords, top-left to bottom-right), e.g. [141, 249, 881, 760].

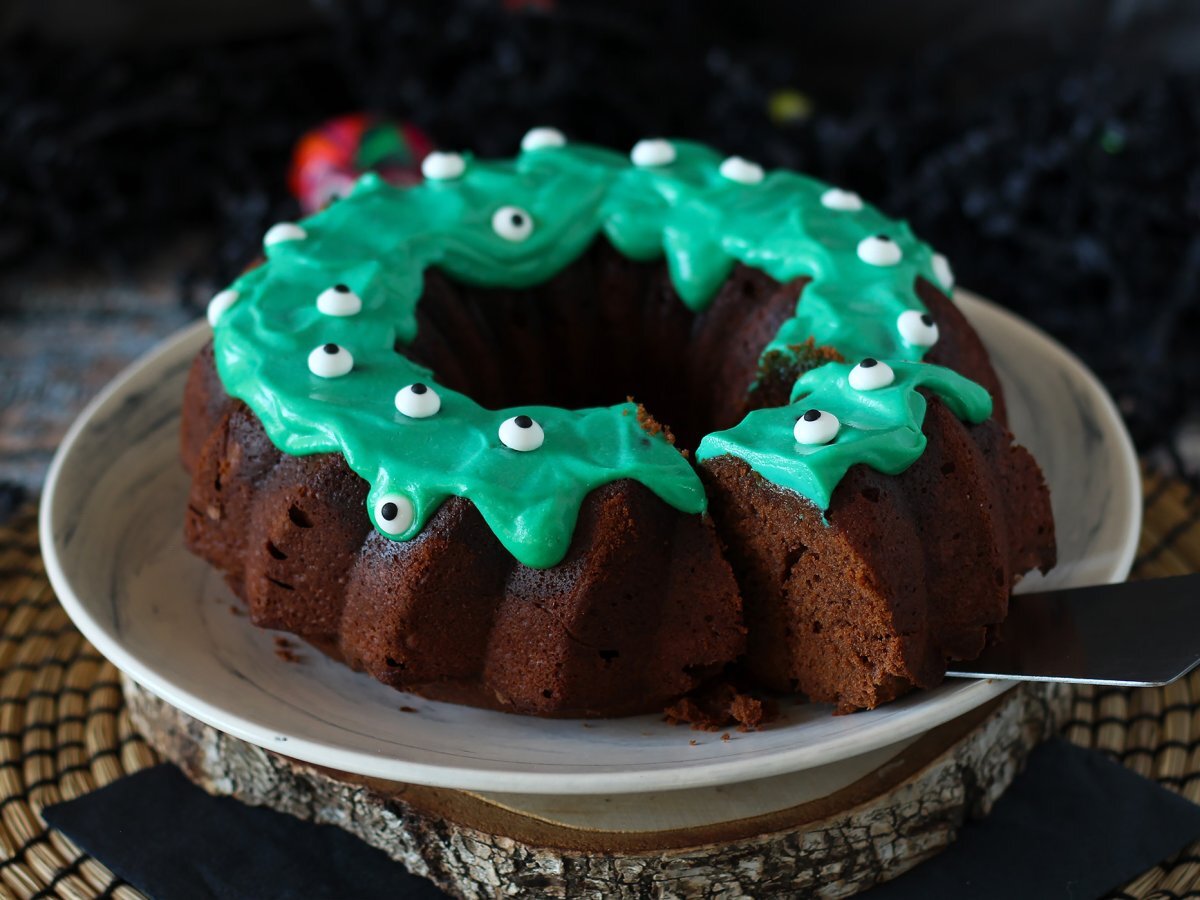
[40, 291, 1139, 795]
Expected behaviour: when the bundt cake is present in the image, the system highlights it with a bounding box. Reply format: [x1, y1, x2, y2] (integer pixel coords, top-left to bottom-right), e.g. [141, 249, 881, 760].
[183, 131, 1055, 717]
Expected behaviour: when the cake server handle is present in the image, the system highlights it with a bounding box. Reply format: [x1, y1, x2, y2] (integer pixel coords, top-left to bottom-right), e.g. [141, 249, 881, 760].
[945, 574, 1200, 687]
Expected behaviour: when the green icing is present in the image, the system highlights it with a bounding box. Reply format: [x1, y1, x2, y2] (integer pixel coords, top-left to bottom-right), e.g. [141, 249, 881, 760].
[211, 137, 980, 568]
[696, 361, 992, 511]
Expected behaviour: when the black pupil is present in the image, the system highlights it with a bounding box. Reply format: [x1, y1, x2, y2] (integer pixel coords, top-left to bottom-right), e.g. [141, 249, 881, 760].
[802, 409, 821, 422]
[921, 314, 934, 327]
[381, 502, 398, 521]
[410, 383, 427, 395]
[334, 284, 350, 293]
[323, 343, 338, 354]
[515, 415, 533, 428]
[861, 357, 877, 368]
[876, 234, 890, 242]
[510, 213, 524, 227]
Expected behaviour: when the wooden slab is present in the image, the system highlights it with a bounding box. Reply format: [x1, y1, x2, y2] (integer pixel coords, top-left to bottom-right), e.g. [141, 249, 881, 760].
[124, 677, 1070, 898]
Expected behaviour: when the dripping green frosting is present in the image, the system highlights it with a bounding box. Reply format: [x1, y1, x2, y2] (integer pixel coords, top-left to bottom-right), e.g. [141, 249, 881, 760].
[210, 136, 979, 569]
[696, 361, 992, 511]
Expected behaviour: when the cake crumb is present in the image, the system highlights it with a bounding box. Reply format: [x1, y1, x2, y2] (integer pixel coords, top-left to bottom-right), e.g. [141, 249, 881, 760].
[755, 338, 844, 405]
[721, 732, 731, 742]
[400, 706, 417, 713]
[229, 605, 243, 616]
[631, 399, 677, 446]
[662, 681, 779, 732]
[689, 739, 698, 746]
[273, 636, 300, 663]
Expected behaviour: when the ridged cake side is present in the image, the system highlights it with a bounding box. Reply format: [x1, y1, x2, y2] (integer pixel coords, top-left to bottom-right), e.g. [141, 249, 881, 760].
[183, 346, 746, 717]
[183, 242, 1054, 716]
[699, 288, 1055, 713]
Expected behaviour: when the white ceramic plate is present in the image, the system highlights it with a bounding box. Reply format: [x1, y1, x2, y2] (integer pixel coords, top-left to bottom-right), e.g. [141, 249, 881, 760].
[40, 290, 1140, 795]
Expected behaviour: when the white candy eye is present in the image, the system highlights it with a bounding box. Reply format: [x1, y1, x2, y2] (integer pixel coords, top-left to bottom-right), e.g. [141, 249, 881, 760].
[932, 253, 954, 291]
[820, 188, 863, 211]
[207, 289, 239, 326]
[421, 151, 466, 180]
[630, 139, 676, 167]
[499, 415, 544, 451]
[794, 409, 840, 445]
[374, 493, 414, 536]
[492, 206, 534, 242]
[719, 156, 764, 184]
[521, 127, 566, 151]
[308, 343, 353, 378]
[857, 234, 903, 266]
[316, 283, 363, 316]
[264, 222, 306, 246]
[897, 310, 940, 347]
[395, 382, 441, 418]
[848, 358, 896, 391]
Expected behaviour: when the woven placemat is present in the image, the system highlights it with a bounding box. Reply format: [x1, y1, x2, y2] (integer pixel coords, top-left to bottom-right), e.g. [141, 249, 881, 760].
[0, 469, 1197, 899]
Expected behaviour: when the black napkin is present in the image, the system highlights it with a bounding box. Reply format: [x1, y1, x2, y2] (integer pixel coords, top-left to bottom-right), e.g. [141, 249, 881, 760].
[42, 764, 446, 900]
[44, 739, 1200, 900]
[863, 737, 1200, 899]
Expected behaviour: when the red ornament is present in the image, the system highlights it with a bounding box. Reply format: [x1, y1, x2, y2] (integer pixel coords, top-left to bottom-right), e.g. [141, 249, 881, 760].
[288, 114, 435, 213]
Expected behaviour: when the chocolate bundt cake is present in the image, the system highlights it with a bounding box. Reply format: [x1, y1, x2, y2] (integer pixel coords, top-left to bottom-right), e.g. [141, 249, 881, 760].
[184, 132, 1055, 717]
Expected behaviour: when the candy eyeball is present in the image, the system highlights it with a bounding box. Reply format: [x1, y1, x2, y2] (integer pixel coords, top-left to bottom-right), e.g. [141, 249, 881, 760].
[897, 310, 940, 347]
[264, 222, 307, 246]
[395, 382, 441, 418]
[206, 289, 239, 326]
[499, 414, 544, 451]
[492, 206, 534, 242]
[316, 283, 363, 317]
[630, 138, 676, 167]
[793, 409, 840, 445]
[932, 253, 955, 291]
[857, 234, 903, 266]
[421, 151, 466, 180]
[820, 188, 863, 211]
[374, 493, 415, 536]
[521, 127, 566, 151]
[308, 343, 353, 378]
[848, 357, 896, 391]
[719, 156, 764, 184]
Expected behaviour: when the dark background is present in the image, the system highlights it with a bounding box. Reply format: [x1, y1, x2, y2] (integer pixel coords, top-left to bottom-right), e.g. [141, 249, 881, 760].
[2, 0, 1199, 511]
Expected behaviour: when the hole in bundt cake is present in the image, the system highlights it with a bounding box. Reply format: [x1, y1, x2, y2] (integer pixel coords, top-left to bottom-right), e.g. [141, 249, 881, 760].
[403, 237, 807, 450]
[783, 544, 808, 574]
[266, 541, 287, 560]
[287, 505, 313, 528]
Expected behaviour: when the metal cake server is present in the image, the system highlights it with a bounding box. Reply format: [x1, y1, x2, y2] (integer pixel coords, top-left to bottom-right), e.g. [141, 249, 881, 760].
[945, 574, 1200, 687]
